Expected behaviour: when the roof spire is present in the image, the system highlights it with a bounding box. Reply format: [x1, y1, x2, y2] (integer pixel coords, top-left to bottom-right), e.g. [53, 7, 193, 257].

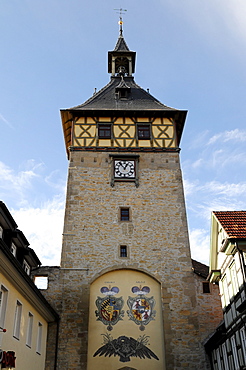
[114, 8, 127, 36]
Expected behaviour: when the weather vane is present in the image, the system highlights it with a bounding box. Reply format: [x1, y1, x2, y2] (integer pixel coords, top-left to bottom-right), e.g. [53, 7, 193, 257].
[114, 8, 127, 36]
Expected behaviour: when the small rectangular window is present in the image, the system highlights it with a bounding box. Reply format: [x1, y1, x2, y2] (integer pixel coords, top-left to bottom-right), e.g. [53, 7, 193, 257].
[119, 89, 128, 99]
[10, 243, 17, 257]
[0, 226, 3, 239]
[98, 124, 111, 139]
[23, 260, 31, 275]
[13, 300, 22, 339]
[36, 322, 43, 354]
[137, 124, 151, 140]
[120, 208, 130, 221]
[202, 281, 210, 293]
[0, 285, 8, 329]
[120, 246, 128, 258]
[26, 312, 33, 347]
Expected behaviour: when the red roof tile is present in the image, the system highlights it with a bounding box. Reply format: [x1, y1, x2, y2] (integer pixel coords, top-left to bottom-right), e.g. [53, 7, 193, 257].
[213, 211, 246, 239]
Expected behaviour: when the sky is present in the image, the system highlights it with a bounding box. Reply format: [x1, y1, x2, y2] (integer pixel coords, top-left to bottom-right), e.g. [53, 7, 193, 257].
[1, 0, 246, 266]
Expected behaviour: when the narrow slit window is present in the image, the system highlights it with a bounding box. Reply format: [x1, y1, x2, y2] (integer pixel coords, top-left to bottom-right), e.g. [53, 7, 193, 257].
[26, 312, 33, 348]
[120, 246, 128, 258]
[120, 208, 130, 221]
[36, 322, 43, 354]
[13, 300, 22, 339]
[0, 285, 8, 329]
[202, 281, 210, 294]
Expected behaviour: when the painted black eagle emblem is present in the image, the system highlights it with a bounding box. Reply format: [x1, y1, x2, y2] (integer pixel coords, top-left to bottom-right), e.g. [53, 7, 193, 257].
[93, 334, 159, 363]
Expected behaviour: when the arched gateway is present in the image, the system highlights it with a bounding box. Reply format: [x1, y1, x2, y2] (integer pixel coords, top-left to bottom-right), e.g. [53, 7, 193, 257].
[87, 269, 165, 369]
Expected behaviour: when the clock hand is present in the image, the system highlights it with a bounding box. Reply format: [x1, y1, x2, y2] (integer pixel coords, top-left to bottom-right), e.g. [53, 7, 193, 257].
[120, 162, 128, 170]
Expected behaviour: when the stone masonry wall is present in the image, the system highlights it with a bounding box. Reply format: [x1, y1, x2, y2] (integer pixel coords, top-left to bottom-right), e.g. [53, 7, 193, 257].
[193, 274, 223, 343]
[39, 150, 213, 369]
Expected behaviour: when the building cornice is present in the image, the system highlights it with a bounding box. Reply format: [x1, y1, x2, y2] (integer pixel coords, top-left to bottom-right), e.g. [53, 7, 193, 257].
[0, 242, 59, 322]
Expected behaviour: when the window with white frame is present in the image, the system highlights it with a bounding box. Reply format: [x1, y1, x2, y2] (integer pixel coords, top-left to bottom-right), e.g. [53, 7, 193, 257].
[221, 275, 230, 307]
[222, 342, 230, 370]
[10, 243, 17, 257]
[26, 312, 33, 348]
[23, 260, 31, 275]
[231, 335, 240, 370]
[216, 347, 223, 370]
[13, 300, 22, 339]
[36, 322, 43, 354]
[0, 285, 8, 329]
[240, 327, 246, 363]
[211, 350, 219, 370]
[230, 262, 240, 296]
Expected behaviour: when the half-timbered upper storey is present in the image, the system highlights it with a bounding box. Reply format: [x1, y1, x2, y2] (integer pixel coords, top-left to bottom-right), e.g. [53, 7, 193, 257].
[209, 211, 246, 316]
[61, 30, 187, 158]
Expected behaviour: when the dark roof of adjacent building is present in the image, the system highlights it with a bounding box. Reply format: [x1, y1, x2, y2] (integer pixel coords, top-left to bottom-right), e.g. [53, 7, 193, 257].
[0, 201, 59, 321]
[213, 211, 246, 239]
[0, 240, 59, 321]
[192, 259, 209, 279]
[0, 201, 17, 230]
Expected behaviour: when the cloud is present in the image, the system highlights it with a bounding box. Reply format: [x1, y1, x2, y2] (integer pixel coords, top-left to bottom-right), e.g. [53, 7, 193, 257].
[163, 0, 246, 48]
[192, 158, 204, 169]
[183, 128, 246, 174]
[0, 160, 66, 207]
[184, 176, 246, 247]
[0, 161, 40, 206]
[184, 178, 246, 205]
[0, 160, 66, 265]
[208, 129, 246, 145]
[0, 113, 13, 128]
[201, 181, 246, 196]
[183, 178, 199, 196]
[189, 228, 210, 265]
[11, 196, 65, 266]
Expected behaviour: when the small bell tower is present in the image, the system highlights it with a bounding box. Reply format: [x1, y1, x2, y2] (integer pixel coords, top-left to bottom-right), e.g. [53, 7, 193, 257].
[108, 19, 136, 77]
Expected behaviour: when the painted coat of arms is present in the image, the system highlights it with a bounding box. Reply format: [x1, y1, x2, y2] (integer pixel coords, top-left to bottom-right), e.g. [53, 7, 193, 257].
[127, 286, 156, 331]
[95, 286, 124, 331]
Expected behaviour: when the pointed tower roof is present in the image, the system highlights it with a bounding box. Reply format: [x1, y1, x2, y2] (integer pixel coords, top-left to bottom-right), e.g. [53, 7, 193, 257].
[60, 28, 187, 155]
[113, 34, 130, 52]
[108, 31, 136, 75]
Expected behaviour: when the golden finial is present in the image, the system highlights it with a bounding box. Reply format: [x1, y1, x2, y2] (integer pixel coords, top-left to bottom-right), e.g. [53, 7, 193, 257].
[114, 8, 127, 36]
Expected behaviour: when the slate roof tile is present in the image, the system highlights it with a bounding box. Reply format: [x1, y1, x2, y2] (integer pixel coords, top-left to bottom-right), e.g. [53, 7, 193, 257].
[114, 35, 130, 51]
[70, 77, 179, 112]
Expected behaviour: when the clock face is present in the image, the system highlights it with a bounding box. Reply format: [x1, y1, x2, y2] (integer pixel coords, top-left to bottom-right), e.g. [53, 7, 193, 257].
[114, 160, 135, 178]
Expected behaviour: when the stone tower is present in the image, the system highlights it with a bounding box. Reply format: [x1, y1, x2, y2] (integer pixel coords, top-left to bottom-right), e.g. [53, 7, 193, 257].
[43, 25, 213, 370]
